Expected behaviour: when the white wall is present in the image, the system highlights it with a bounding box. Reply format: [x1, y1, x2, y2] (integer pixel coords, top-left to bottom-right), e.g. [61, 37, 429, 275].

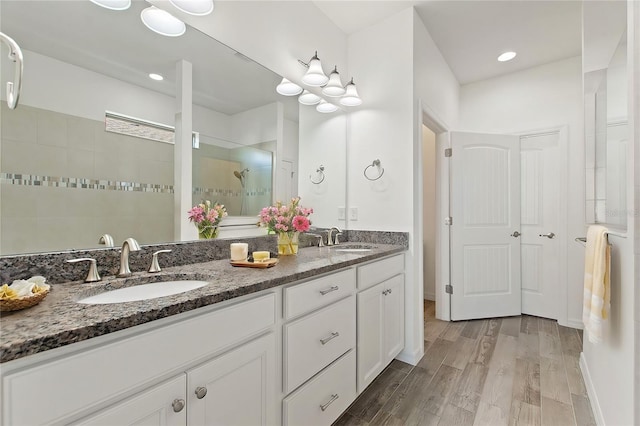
[458, 57, 584, 327]
[422, 125, 436, 301]
[583, 2, 638, 425]
[298, 107, 346, 228]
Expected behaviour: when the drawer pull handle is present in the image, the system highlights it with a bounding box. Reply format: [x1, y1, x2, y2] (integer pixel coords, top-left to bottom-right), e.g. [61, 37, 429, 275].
[320, 332, 340, 345]
[195, 386, 208, 399]
[320, 394, 339, 411]
[319, 285, 339, 295]
[172, 399, 185, 413]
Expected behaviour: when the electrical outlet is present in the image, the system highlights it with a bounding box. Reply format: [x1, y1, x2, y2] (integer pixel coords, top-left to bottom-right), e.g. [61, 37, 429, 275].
[349, 207, 358, 221]
[338, 207, 346, 220]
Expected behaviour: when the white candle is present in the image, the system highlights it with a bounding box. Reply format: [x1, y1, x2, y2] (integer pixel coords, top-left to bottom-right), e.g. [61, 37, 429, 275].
[230, 243, 248, 261]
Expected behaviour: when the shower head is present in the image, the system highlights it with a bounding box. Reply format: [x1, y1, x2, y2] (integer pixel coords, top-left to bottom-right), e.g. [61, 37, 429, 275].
[234, 170, 242, 179]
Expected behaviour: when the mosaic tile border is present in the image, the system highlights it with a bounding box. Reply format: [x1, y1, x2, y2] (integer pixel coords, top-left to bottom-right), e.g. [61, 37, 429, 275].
[1, 173, 174, 194]
[193, 186, 272, 198]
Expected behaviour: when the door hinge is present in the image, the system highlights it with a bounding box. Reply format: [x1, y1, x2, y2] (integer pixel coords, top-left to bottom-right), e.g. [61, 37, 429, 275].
[444, 148, 452, 157]
[445, 216, 453, 226]
[445, 285, 453, 294]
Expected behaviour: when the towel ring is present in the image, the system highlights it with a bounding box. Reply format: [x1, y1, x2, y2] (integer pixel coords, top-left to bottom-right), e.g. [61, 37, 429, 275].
[310, 165, 325, 184]
[364, 159, 384, 181]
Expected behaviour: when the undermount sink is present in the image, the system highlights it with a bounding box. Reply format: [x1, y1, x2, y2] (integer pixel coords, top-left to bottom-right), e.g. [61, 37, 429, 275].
[77, 280, 209, 304]
[331, 244, 377, 253]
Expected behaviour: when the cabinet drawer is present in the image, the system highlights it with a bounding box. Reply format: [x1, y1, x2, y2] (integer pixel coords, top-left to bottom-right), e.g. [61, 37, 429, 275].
[357, 254, 404, 290]
[284, 269, 355, 320]
[284, 296, 355, 393]
[2, 293, 276, 426]
[283, 350, 356, 426]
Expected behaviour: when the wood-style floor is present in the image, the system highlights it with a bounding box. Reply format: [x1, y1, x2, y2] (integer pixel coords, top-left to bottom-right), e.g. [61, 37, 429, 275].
[334, 301, 595, 426]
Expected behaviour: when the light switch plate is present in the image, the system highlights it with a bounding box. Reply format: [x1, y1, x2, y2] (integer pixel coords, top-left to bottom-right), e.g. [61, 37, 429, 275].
[349, 207, 358, 221]
[338, 207, 346, 220]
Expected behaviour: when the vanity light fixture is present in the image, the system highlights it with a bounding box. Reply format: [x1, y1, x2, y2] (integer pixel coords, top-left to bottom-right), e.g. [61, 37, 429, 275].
[298, 90, 321, 106]
[299, 51, 329, 87]
[141, 6, 186, 37]
[316, 99, 338, 113]
[89, 0, 131, 11]
[169, 0, 214, 16]
[322, 66, 346, 97]
[149, 73, 164, 81]
[497, 51, 517, 62]
[276, 78, 303, 96]
[339, 78, 362, 106]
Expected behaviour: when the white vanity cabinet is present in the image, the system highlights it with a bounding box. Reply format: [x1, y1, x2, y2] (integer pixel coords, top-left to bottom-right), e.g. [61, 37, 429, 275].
[73, 375, 188, 426]
[282, 269, 358, 426]
[356, 254, 405, 393]
[1, 293, 277, 426]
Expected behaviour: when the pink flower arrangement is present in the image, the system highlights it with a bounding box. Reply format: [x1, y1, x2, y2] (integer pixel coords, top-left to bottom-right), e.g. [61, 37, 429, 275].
[259, 197, 313, 235]
[188, 200, 227, 239]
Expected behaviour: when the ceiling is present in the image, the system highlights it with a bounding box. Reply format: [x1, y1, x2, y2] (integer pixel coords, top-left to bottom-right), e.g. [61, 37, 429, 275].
[0, 0, 299, 122]
[313, 0, 583, 84]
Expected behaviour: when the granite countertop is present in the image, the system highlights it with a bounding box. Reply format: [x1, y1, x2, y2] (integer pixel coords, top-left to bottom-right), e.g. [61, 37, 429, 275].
[0, 243, 405, 363]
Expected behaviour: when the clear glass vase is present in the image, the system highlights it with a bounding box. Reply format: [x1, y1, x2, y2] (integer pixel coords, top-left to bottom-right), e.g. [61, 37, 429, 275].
[277, 232, 299, 255]
[198, 226, 219, 239]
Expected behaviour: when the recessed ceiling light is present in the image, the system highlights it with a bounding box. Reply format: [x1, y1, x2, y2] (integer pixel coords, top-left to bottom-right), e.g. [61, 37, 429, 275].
[141, 6, 186, 37]
[89, 0, 131, 11]
[169, 0, 214, 16]
[149, 73, 164, 81]
[497, 51, 517, 62]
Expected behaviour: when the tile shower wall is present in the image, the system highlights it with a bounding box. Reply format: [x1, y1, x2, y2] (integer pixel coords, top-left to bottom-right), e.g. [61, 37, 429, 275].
[1, 104, 174, 255]
[193, 143, 272, 216]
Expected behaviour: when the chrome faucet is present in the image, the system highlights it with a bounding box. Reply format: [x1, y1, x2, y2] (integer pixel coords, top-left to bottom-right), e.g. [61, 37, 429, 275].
[307, 232, 325, 247]
[117, 238, 141, 277]
[327, 227, 342, 246]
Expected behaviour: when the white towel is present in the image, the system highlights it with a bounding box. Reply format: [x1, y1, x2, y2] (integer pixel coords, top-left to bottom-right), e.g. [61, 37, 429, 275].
[582, 225, 611, 344]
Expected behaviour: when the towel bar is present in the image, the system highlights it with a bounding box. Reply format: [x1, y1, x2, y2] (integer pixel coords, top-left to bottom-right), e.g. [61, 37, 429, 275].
[575, 230, 626, 246]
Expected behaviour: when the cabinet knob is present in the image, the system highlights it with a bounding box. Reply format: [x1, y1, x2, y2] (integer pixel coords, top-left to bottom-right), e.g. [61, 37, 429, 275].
[195, 386, 208, 399]
[172, 399, 185, 413]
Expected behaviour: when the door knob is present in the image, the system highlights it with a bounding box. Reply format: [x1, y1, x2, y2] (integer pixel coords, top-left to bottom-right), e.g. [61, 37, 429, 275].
[195, 386, 207, 399]
[539, 232, 555, 239]
[510, 231, 521, 238]
[172, 399, 185, 413]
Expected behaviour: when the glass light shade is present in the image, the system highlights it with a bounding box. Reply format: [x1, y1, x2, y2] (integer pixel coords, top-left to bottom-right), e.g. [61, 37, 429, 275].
[322, 67, 346, 97]
[141, 6, 186, 37]
[169, 0, 214, 16]
[276, 78, 303, 96]
[89, 0, 131, 10]
[298, 90, 321, 106]
[497, 51, 517, 62]
[316, 100, 338, 113]
[339, 79, 362, 106]
[302, 53, 328, 87]
[149, 73, 164, 81]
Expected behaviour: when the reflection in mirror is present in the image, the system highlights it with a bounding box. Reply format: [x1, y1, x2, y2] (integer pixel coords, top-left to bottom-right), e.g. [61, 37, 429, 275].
[0, 0, 301, 255]
[583, 0, 627, 228]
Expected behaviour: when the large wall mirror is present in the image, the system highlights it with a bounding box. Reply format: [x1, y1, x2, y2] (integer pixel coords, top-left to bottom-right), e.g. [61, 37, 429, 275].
[0, 0, 314, 255]
[583, 0, 627, 228]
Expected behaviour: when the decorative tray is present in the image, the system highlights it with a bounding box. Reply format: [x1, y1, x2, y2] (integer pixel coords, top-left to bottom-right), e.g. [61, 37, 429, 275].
[230, 259, 279, 269]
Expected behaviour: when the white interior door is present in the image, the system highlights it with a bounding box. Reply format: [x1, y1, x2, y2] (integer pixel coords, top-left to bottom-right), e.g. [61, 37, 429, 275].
[520, 132, 560, 319]
[450, 132, 521, 320]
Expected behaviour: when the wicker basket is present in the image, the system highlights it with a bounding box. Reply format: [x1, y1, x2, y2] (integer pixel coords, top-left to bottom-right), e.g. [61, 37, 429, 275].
[0, 290, 49, 312]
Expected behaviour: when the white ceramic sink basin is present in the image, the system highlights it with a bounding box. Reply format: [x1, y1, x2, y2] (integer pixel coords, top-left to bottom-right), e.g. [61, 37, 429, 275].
[77, 280, 209, 304]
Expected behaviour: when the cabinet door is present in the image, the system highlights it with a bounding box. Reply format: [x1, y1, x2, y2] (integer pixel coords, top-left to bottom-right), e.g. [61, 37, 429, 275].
[383, 274, 405, 363]
[187, 333, 276, 426]
[75, 375, 186, 426]
[356, 282, 385, 393]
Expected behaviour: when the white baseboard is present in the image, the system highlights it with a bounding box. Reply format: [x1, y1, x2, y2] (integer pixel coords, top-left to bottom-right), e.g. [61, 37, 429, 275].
[396, 346, 424, 366]
[424, 292, 435, 301]
[580, 352, 604, 426]
[566, 318, 584, 330]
